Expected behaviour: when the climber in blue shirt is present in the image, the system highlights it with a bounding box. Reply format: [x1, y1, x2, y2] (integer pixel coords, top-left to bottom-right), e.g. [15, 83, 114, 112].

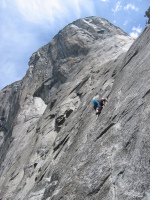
[93, 97, 108, 115]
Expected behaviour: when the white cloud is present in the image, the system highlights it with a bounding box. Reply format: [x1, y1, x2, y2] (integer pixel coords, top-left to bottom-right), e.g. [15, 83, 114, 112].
[15, 0, 66, 24]
[112, 1, 122, 13]
[1, 0, 7, 8]
[124, 4, 138, 12]
[132, 26, 142, 34]
[15, 0, 95, 25]
[100, 0, 109, 2]
[130, 32, 139, 39]
[130, 26, 142, 39]
[123, 20, 128, 26]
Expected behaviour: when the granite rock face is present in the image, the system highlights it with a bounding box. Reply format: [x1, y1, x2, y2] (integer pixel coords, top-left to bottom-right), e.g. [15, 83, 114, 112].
[0, 17, 150, 200]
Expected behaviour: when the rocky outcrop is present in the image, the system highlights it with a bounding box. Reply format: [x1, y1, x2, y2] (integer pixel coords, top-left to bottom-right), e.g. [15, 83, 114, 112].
[0, 17, 150, 200]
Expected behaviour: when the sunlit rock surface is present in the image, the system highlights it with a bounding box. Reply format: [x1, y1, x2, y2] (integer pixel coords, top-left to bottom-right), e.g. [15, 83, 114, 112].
[0, 17, 150, 200]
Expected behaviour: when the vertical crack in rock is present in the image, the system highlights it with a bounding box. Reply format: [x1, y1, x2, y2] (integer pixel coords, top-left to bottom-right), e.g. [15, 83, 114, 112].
[53, 135, 69, 159]
[95, 123, 115, 141]
[142, 88, 150, 98]
[69, 75, 89, 95]
[87, 174, 111, 196]
[121, 49, 138, 71]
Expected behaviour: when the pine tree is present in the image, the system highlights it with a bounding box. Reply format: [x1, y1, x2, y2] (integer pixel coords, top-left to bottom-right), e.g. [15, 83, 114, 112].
[144, 6, 150, 25]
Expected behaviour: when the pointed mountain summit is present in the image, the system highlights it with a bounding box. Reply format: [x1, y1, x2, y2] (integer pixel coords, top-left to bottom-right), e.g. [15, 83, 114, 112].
[0, 17, 150, 200]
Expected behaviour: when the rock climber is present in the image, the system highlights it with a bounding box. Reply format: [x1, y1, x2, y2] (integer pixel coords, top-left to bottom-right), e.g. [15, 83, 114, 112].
[93, 97, 108, 115]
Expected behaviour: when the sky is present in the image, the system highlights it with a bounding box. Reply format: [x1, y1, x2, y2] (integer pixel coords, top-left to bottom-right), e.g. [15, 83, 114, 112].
[0, 0, 149, 90]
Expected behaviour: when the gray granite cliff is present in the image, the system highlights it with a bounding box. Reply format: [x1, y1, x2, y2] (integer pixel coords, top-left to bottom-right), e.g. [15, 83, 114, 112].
[0, 17, 150, 200]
